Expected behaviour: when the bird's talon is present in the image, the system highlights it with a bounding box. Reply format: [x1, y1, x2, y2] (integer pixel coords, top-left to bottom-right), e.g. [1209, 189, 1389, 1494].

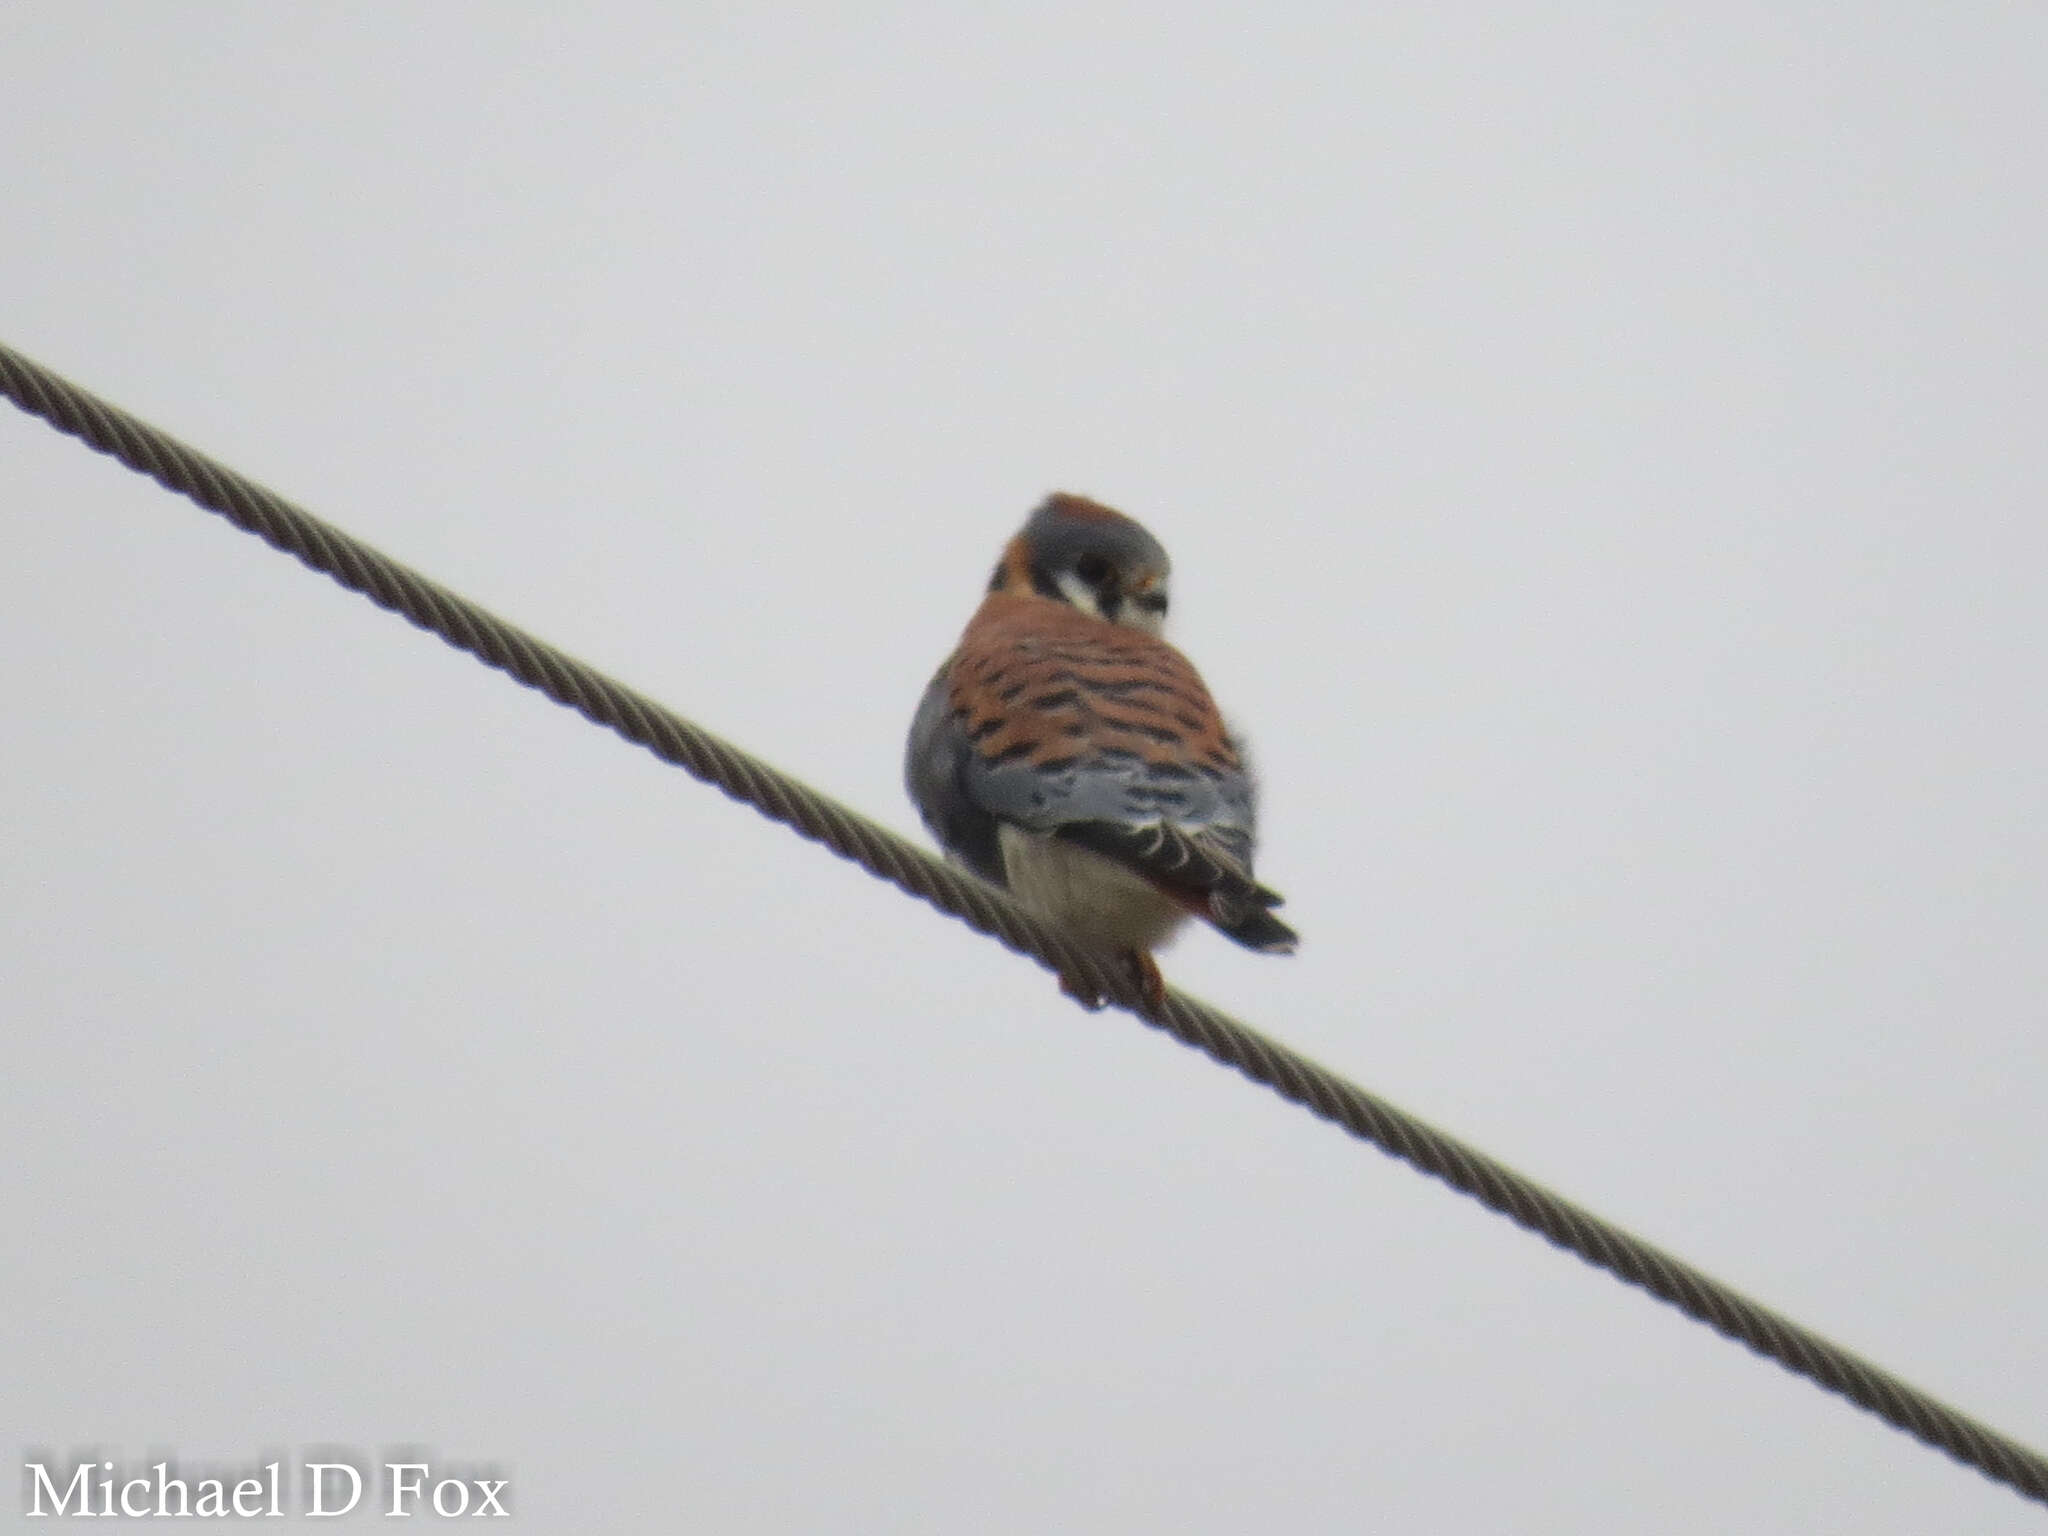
[1058, 971, 1110, 1011]
[1124, 949, 1168, 1013]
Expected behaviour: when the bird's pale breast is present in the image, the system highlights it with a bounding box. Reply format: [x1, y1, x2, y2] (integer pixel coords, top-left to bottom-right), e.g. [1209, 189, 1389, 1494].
[997, 825, 1190, 950]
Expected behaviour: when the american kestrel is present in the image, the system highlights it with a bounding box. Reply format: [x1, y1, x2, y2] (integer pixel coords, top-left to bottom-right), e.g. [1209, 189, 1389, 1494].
[906, 493, 1296, 1010]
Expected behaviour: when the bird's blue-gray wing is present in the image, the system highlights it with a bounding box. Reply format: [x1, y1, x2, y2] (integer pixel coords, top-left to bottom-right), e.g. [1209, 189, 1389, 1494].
[904, 663, 1007, 886]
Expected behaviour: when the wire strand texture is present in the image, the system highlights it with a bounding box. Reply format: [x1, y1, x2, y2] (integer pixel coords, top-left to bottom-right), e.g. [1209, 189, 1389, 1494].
[4, 336, 2043, 1510]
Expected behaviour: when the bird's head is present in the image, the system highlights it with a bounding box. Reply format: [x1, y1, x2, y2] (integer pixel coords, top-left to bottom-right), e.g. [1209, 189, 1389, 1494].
[989, 493, 1172, 634]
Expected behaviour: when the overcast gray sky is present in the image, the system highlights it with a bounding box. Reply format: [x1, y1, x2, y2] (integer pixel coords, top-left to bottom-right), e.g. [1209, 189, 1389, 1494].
[5, 5, 2046, 1530]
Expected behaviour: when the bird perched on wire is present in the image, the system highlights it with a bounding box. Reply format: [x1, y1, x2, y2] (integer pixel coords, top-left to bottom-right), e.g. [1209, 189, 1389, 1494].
[906, 493, 1296, 1011]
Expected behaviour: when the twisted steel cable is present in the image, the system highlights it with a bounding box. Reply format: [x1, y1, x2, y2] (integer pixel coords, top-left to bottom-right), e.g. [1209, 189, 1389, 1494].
[4, 336, 2043, 1509]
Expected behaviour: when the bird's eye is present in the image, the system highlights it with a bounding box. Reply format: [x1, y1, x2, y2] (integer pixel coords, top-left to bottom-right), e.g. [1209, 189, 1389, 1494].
[1074, 554, 1114, 587]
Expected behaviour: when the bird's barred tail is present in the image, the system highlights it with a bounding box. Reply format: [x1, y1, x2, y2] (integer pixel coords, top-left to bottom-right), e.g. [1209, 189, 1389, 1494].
[1205, 878, 1298, 954]
[1216, 905, 1299, 955]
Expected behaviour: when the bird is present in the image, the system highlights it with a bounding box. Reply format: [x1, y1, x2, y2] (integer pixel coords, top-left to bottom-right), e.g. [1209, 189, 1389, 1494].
[906, 492, 1295, 1011]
